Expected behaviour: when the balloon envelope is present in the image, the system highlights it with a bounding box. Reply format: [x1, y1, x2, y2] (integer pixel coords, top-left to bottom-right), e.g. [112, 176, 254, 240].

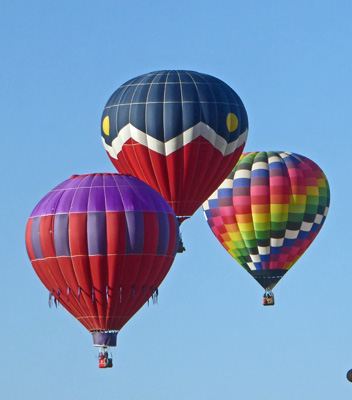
[203, 151, 330, 290]
[101, 70, 248, 221]
[25, 173, 179, 338]
[347, 369, 352, 382]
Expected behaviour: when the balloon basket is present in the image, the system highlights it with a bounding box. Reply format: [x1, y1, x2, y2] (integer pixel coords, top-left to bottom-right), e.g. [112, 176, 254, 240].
[99, 358, 113, 369]
[263, 290, 275, 306]
[177, 237, 186, 253]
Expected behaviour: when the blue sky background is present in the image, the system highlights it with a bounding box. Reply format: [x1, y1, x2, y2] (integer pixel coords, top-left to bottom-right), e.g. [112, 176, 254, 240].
[1, 1, 352, 399]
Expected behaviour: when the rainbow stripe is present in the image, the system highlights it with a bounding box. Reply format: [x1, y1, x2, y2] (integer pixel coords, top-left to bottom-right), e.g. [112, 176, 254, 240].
[203, 152, 330, 289]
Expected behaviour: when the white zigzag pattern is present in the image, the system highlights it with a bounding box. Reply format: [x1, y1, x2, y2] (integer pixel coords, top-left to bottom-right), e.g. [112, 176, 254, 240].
[103, 122, 248, 159]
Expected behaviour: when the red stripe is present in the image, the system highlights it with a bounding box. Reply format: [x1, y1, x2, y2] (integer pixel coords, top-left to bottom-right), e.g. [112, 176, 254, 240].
[106, 212, 126, 254]
[142, 212, 159, 254]
[147, 148, 172, 201]
[133, 141, 167, 197]
[166, 214, 177, 256]
[107, 254, 142, 330]
[89, 255, 108, 330]
[39, 215, 56, 258]
[74, 256, 101, 330]
[106, 253, 126, 329]
[165, 146, 184, 216]
[31, 259, 56, 291]
[69, 213, 88, 256]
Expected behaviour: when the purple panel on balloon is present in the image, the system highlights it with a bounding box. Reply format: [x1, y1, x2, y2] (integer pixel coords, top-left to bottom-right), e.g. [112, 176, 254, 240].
[55, 188, 76, 214]
[135, 188, 157, 212]
[120, 185, 142, 211]
[156, 212, 170, 255]
[88, 187, 106, 212]
[79, 174, 94, 188]
[105, 186, 124, 212]
[30, 195, 47, 217]
[87, 212, 107, 255]
[91, 174, 104, 187]
[31, 216, 43, 259]
[54, 214, 70, 256]
[125, 211, 144, 254]
[70, 187, 90, 213]
[151, 190, 170, 213]
[104, 174, 119, 187]
[31, 190, 64, 217]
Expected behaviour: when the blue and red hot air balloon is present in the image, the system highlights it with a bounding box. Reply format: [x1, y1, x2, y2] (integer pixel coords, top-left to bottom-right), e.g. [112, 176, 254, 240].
[101, 70, 248, 223]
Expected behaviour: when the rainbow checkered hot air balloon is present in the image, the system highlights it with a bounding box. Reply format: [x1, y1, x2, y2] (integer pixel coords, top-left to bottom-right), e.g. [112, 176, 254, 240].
[203, 151, 330, 305]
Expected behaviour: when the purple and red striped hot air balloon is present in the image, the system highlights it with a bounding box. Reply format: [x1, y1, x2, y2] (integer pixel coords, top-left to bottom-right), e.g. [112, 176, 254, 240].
[25, 173, 179, 367]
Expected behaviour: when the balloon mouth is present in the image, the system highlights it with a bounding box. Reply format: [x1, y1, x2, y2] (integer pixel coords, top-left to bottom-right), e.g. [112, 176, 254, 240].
[92, 331, 118, 347]
[177, 216, 190, 225]
[248, 269, 288, 290]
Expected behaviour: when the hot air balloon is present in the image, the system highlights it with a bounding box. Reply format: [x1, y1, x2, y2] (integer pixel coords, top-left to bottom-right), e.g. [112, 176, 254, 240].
[203, 152, 330, 305]
[346, 369, 352, 382]
[101, 70, 248, 229]
[25, 173, 179, 367]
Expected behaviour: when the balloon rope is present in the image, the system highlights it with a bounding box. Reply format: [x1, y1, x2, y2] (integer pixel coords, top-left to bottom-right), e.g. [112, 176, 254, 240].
[48, 290, 54, 308]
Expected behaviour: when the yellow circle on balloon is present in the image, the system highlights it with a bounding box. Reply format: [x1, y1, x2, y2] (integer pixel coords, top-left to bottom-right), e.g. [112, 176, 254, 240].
[102, 116, 110, 136]
[227, 113, 238, 132]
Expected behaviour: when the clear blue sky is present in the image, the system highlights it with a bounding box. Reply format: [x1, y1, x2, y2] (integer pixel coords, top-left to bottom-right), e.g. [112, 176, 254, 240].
[1, 1, 351, 399]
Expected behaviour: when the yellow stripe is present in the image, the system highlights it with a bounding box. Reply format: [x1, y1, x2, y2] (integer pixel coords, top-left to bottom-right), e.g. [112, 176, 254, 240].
[237, 222, 254, 232]
[228, 231, 243, 241]
[252, 213, 270, 223]
[306, 186, 319, 196]
[270, 204, 289, 214]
